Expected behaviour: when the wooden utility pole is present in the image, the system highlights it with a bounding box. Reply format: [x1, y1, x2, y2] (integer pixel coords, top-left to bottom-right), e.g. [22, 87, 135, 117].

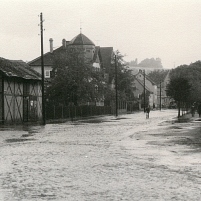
[160, 81, 162, 111]
[143, 70, 146, 112]
[115, 55, 118, 117]
[40, 13, 46, 125]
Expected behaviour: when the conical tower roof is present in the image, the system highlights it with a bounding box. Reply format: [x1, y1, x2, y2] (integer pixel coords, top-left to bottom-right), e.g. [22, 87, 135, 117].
[70, 33, 95, 46]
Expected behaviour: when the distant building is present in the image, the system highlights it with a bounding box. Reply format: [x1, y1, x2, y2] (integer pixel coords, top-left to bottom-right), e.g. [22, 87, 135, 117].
[133, 69, 157, 109]
[28, 33, 114, 106]
[129, 66, 163, 75]
[0, 57, 42, 124]
[28, 33, 114, 81]
[157, 71, 172, 108]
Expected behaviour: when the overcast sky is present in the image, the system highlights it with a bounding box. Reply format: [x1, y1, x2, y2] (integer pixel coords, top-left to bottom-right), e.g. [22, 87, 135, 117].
[0, 0, 201, 68]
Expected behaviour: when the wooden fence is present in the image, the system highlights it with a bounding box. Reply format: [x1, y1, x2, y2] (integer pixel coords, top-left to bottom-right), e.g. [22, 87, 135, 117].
[46, 105, 113, 120]
[46, 101, 138, 121]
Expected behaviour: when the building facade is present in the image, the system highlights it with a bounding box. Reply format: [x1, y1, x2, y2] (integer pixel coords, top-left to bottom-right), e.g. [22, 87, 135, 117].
[28, 33, 113, 80]
[133, 69, 157, 109]
[28, 33, 114, 106]
[0, 58, 42, 124]
[157, 71, 172, 108]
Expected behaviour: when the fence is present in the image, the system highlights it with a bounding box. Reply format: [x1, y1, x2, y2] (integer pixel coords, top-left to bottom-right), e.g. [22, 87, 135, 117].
[46, 105, 113, 121]
[46, 100, 139, 121]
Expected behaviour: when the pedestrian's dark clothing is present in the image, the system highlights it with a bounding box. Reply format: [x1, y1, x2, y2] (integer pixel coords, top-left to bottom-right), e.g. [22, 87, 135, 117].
[145, 107, 150, 119]
[198, 104, 201, 117]
[191, 106, 195, 117]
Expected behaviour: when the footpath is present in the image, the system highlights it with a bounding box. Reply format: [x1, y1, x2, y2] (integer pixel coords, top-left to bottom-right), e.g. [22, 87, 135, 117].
[178, 111, 201, 122]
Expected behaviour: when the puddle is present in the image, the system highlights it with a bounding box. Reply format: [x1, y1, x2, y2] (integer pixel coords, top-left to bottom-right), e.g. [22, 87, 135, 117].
[173, 119, 191, 123]
[76, 120, 104, 124]
[5, 138, 36, 143]
[112, 117, 129, 120]
[75, 119, 114, 124]
[170, 126, 183, 129]
[21, 134, 35, 137]
[193, 119, 201, 122]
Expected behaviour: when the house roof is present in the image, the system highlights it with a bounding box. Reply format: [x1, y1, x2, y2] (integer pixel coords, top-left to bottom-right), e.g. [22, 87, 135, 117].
[69, 33, 95, 46]
[28, 46, 64, 66]
[0, 57, 41, 80]
[28, 52, 53, 66]
[134, 70, 156, 85]
[134, 77, 153, 93]
[145, 75, 156, 85]
[99, 47, 113, 72]
[28, 39, 113, 74]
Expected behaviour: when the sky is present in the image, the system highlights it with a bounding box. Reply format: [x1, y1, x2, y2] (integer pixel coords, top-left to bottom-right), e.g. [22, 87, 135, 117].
[0, 0, 201, 69]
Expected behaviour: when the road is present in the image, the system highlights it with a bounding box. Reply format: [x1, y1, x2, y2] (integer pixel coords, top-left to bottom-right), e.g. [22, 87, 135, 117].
[0, 109, 201, 200]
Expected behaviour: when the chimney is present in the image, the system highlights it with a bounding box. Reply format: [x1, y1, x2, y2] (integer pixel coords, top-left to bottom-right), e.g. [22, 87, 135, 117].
[49, 38, 53, 53]
[62, 38, 66, 48]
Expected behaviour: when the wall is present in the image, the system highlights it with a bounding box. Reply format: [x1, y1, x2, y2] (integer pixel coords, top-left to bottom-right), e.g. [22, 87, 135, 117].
[2, 77, 42, 124]
[31, 66, 52, 78]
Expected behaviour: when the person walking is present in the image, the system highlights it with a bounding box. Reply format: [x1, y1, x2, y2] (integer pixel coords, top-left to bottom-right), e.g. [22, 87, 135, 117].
[191, 104, 196, 117]
[197, 103, 201, 117]
[145, 106, 150, 119]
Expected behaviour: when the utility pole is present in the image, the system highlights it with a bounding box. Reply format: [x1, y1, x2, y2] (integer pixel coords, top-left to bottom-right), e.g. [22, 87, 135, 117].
[160, 80, 162, 111]
[115, 55, 118, 117]
[143, 70, 146, 112]
[40, 13, 46, 125]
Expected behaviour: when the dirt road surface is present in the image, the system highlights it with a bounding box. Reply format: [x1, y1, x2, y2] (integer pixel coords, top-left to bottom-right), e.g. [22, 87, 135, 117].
[0, 109, 201, 200]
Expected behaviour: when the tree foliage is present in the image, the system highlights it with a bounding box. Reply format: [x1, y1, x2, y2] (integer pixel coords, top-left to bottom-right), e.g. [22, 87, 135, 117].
[148, 69, 169, 85]
[166, 78, 191, 103]
[169, 61, 201, 103]
[104, 50, 135, 102]
[138, 58, 163, 68]
[46, 49, 105, 106]
[129, 58, 138, 66]
[167, 61, 201, 117]
[166, 77, 191, 117]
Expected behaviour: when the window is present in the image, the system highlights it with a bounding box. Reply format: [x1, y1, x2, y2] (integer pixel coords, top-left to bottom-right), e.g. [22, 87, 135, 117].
[45, 70, 51, 78]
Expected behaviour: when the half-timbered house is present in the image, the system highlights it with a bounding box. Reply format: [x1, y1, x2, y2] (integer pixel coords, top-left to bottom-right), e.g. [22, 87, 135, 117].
[0, 58, 42, 124]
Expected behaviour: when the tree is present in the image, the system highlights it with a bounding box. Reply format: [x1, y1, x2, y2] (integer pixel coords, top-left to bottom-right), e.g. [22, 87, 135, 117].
[169, 61, 201, 104]
[148, 69, 169, 85]
[166, 77, 192, 117]
[129, 58, 138, 66]
[138, 58, 163, 68]
[46, 48, 105, 106]
[104, 50, 135, 102]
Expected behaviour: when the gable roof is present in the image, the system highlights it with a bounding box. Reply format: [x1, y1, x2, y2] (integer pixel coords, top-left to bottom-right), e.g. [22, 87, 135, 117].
[28, 46, 64, 66]
[145, 75, 156, 85]
[134, 77, 153, 93]
[28, 52, 53, 66]
[135, 70, 156, 85]
[0, 57, 41, 80]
